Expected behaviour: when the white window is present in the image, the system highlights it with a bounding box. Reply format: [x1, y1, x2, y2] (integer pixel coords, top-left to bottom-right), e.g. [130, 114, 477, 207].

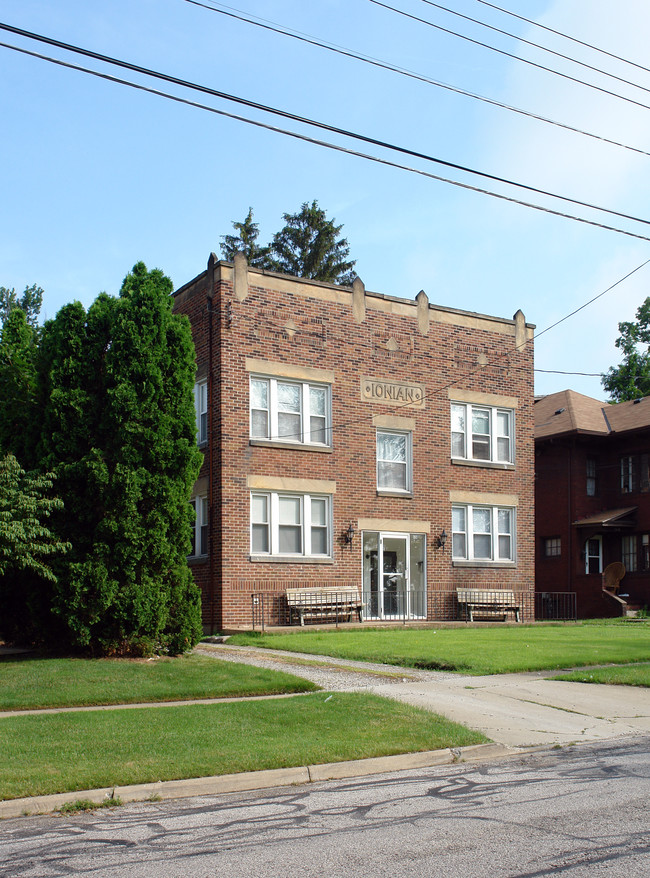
[622, 535, 637, 572]
[452, 504, 515, 562]
[194, 380, 208, 445]
[451, 403, 514, 464]
[189, 495, 208, 557]
[621, 456, 634, 493]
[250, 377, 331, 446]
[377, 430, 412, 493]
[250, 492, 331, 557]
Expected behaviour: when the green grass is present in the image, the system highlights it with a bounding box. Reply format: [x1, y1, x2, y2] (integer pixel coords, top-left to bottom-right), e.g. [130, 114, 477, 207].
[551, 662, 650, 687]
[228, 621, 650, 675]
[0, 694, 487, 800]
[0, 654, 317, 710]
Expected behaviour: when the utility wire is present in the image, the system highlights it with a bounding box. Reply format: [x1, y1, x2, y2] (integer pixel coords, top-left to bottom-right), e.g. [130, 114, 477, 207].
[182, 0, 650, 160]
[6, 39, 649, 247]
[369, 0, 650, 114]
[417, 0, 650, 99]
[535, 370, 602, 377]
[476, 0, 650, 79]
[2, 22, 650, 236]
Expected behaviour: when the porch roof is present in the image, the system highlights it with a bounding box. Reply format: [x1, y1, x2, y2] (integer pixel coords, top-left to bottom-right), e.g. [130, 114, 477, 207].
[572, 507, 637, 528]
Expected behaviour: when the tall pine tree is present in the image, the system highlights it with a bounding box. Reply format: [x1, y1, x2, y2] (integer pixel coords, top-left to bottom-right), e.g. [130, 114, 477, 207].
[220, 207, 270, 267]
[268, 200, 356, 284]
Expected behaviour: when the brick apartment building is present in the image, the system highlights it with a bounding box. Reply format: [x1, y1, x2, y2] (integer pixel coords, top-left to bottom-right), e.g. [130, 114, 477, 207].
[536, 389, 650, 618]
[173, 253, 535, 631]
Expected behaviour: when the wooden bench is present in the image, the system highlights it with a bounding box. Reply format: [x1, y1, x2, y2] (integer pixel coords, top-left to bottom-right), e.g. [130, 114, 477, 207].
[286, 587, 363, 626]
[456, 588, 521, 622]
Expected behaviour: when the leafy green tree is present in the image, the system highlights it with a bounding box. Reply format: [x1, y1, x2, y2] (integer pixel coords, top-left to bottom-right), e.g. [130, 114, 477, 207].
[602, 297, 650, 401]
[220, 207, 271, 267]
[0, 283, 43, 329]
[38, 264, 203, 655]
[268, 200, 356, 284]
[0, 308, 39, 465]
[0, 454, 70, 643]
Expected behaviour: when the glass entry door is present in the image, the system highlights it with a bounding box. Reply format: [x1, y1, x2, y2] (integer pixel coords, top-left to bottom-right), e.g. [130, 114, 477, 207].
[362, 532, 425, 619]
[381, 535, 407, 618]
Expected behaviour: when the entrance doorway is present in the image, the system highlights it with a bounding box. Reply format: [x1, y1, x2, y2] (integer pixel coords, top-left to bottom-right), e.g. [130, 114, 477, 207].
[362, 531, 426, 620]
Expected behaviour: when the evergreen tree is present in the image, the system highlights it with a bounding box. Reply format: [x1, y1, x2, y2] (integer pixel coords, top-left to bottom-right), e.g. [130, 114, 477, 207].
[268, 200, 356, 284]
[0, 283, 43, 329]
[220, 207, 270, 267]
[0, 308, 39, 465]
[602, 297, 650, 401]
[38, 264, 203, 654]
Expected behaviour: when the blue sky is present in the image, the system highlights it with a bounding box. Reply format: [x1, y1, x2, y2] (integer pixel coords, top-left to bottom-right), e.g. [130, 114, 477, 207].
[2, 0, 650, 398]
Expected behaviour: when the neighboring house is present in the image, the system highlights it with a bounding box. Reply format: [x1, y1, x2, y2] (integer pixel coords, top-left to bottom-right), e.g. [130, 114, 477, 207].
[173, 253, 535, 631]
[535, 389, 650, 617]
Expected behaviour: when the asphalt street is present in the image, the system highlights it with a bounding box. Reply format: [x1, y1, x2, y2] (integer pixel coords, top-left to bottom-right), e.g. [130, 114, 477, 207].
[1, 737, 648, 878]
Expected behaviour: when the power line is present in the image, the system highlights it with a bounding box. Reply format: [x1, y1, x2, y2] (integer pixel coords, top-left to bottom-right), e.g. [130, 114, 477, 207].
[369, 0, 650, 114]
[2, 22, 650, 237]
[476, 0, 650, 79]
[417, 0, 650, 99]
[535, 369, 602, 377]
[182, 0, 650, 160]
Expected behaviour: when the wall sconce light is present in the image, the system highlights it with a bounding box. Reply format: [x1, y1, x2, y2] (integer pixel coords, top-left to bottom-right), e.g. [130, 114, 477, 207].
[344, 523, 355, 548]
[436, 529, 447, 551]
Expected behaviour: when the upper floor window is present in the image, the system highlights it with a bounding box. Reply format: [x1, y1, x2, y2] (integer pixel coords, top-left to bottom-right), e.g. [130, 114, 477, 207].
[250, 491, 331, 557]
[250, 377, 331, 446]
[452, 504, 515, 562]
[622, 535, 638, 572]
[194, 380, 208, 445]
[377, 430, 412, 493]
[586, 458, 597, 496]
[451, 403, 514, 464]
[621, 455, 635, 493]
[544, 537, 561, 557]
[189, 495, 208, 557]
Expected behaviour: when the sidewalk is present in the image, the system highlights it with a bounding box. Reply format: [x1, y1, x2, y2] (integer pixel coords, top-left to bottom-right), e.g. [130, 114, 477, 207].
[199, 644, 650, 748]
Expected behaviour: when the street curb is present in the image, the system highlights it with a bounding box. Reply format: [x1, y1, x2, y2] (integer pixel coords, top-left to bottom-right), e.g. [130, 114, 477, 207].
[0, 742, 517, 819]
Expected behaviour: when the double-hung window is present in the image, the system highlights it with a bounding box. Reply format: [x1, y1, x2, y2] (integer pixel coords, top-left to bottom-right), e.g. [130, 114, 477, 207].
[189, 495, 208, 557]
[194, 380, 208, 445]
[250, 376, 331, 446]
[376, 430, 412, 493]
[451, 403, 514, 464]
[452, 504, 515, 562]
[622, 535, 638, 572]
[621, 456, 636, 493]
[250, 492, 331, 557]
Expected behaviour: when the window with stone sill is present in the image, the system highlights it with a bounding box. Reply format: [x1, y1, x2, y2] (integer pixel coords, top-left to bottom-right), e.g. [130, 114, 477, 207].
[194, 380, 208, 445]
[452, 504, 515, 562]
[189, 495, 208, 557]
[250, 376, 331, 447]
[250, 491, 331, 558]
[376, 429, 412, 493]
[451, 403, 514, 465]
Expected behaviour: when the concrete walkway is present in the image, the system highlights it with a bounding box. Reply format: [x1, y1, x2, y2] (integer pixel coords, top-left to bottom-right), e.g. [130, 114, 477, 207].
[199, 643, 650, 749]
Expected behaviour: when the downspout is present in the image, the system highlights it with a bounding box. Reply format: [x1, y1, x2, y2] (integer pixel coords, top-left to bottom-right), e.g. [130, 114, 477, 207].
[567, 441, 573, 593]
[206, 253, 216, 635]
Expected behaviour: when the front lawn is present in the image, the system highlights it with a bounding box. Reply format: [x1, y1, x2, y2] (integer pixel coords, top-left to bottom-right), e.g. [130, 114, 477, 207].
[0, 654, 316, 710]
[228, 621, 650, 675]
[551, 662, 650, 687]
[0, 694, 487, 800]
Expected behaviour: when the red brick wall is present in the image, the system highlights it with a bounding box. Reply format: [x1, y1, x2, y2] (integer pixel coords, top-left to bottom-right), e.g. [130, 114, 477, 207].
[175, 260, 535, 629]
